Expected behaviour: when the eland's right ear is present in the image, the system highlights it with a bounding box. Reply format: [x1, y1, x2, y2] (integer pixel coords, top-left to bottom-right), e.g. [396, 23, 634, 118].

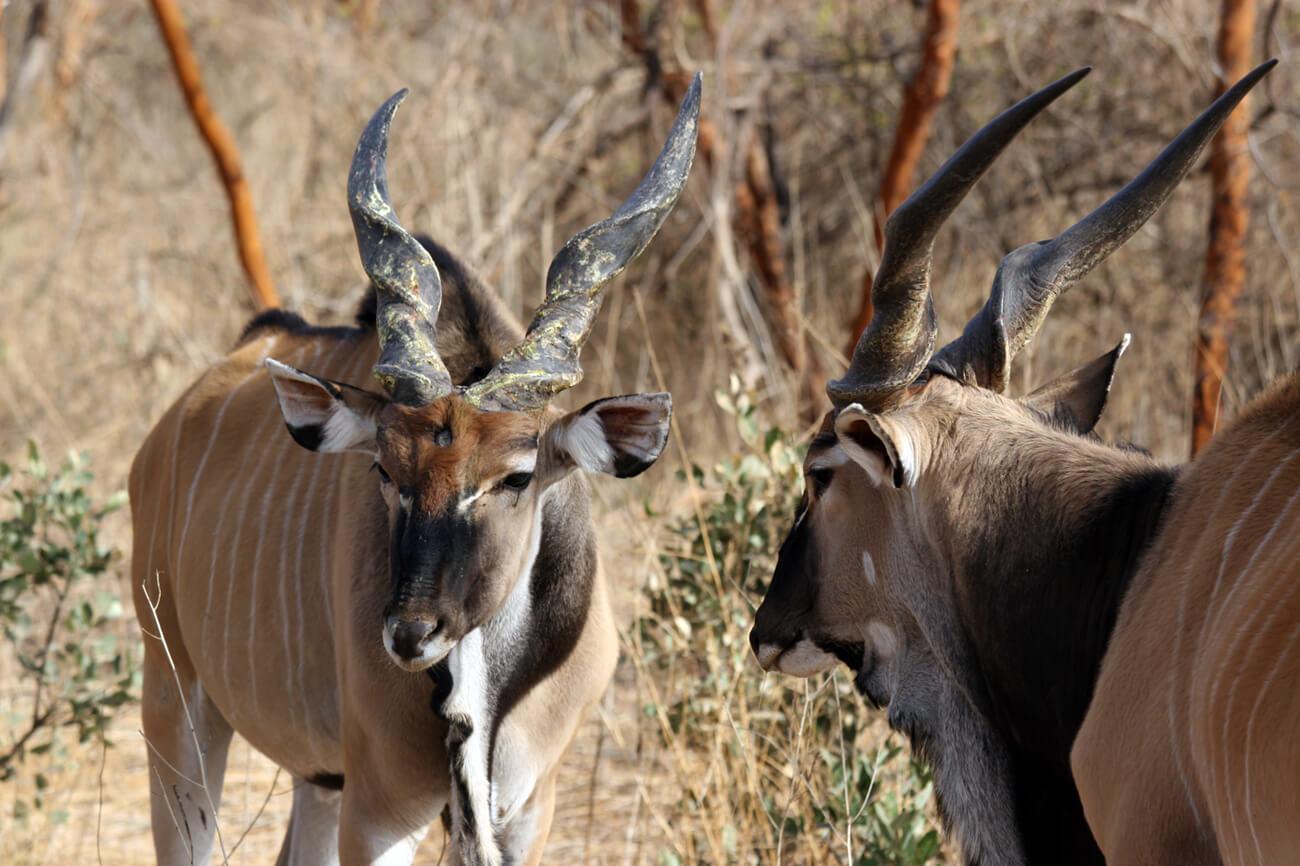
[1020, 335, 1129, 435]
[266, 359, 387, 453]
[834, 404, 919, 489]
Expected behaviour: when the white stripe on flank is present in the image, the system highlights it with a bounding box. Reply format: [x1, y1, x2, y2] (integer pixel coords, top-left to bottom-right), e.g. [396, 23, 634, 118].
[1165, 432, 1276, 830]
[223, 341, 316, 719]
[1240, 531, 1300, 866]
[1213, 487, 1300, 866]
[1193, 446, 1300, 802]
[285, 338, 349, 760]
[176, 338, 275, 602]
[143, 393, 188, 617]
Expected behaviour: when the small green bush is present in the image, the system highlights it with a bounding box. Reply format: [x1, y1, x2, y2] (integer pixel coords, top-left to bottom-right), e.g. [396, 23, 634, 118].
[0, 444, 137, 818]
[632, 382, 947, 865]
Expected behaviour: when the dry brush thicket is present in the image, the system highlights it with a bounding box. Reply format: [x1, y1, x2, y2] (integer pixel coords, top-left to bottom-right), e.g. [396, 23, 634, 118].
[0, 1, 1296, 864]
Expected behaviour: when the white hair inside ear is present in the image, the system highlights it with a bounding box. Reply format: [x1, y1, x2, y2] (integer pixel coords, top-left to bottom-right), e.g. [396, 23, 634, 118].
[834, 403, 919, 489]
[560, 412, 616, 474]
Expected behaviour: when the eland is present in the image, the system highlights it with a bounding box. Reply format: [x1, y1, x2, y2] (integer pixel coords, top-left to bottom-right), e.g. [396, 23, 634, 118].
[130, 77, 700, 866]
[749, 61, 1297, 866]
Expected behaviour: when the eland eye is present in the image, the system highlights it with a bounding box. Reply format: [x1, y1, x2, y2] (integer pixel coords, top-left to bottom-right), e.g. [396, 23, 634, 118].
[808, 467, 833, 496]
[501, 472, 534, 492]
[372, 462, 393, 486]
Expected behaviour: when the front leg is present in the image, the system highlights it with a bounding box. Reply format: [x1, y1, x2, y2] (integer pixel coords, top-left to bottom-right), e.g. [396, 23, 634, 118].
[496, 766, 559, 866]
[337, 771, 437, 866]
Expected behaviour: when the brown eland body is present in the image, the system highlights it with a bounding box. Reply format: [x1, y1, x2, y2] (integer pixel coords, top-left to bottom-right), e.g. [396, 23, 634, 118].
[1074, 373, 1300, 865]
[131, 80, 700, 866]
[748, 61, 1297, 866]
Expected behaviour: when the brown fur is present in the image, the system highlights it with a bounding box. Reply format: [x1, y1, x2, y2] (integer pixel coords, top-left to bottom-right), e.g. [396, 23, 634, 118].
[752, 365, 1300, 866]
[129, 259, 620, 865]
[1074, 372, 1300, 866]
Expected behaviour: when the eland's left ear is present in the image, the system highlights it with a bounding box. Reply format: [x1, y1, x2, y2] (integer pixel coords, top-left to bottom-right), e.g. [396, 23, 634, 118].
[547, 393, 673, 478]
[1020, 335, 1129, 435]
[266, 359, 388, 453]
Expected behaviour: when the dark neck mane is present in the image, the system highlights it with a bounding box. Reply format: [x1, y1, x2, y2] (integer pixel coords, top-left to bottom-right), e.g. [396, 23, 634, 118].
[944, 439, 1178, 864]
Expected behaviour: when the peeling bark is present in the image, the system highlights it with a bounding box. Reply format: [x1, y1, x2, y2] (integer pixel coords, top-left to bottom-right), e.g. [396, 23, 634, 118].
[846, 0, 959, 356]
[149, 0, 280, 310]
[1191, 0, 1256, 456]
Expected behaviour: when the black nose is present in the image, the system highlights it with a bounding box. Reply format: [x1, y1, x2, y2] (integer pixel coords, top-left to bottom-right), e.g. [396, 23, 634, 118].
[386, 617, 438, 660]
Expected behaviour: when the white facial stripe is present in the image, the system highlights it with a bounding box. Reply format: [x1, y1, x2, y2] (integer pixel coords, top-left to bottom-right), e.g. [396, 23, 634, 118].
[457, 488, 484, 514]
[399, 493, 413, 512]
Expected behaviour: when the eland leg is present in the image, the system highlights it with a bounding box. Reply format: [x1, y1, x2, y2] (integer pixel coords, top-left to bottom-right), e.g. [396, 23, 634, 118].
[142, 646, 234, 866]
[276, 779, 343, 866]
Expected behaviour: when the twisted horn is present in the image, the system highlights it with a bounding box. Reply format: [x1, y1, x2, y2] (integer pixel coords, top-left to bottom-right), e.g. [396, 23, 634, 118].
[463, 73, 703, 411]
[349, 89, 452, 406]
[827, 68, 1092, 408]
[929, 59, 1277, 392]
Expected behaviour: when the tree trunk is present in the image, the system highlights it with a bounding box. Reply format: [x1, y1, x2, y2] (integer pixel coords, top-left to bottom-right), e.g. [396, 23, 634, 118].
[1191, 0, 1256, 456]
[846, 0, 959, 357]
[149, 0, 280, 310]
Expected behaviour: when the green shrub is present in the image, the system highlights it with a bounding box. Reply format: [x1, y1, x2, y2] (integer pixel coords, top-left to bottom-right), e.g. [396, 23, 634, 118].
[0, 444, 137, 818]
[631, 383, 947, 865]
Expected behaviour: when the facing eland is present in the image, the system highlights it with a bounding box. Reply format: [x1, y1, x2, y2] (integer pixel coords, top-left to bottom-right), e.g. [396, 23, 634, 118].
[749, 61, 1298, 866]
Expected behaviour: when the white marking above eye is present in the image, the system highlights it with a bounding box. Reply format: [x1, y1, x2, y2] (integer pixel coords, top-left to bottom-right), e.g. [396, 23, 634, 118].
[457, 489, 484, 514]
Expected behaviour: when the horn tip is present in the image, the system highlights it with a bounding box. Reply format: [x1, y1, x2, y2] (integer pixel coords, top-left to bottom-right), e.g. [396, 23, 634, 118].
[1115, 333, 1132, 356]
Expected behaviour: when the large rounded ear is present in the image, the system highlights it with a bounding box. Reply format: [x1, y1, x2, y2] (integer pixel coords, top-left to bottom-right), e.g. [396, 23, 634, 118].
[834, 404, 919, 489]
[544, 393, 672, 478]
[1020, 335, 1129, 435]
[266, 359, 387, 453]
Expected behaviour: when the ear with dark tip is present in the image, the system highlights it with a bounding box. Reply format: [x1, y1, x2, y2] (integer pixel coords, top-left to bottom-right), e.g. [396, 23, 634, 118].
[266, 359, 387, 453]
[834, 404, 917, 489]
[1021, 335, 1130, 435]
[548, 393, 673, 478]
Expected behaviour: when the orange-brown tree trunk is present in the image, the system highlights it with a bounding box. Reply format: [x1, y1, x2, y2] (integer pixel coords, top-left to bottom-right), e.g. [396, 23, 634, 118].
[149, 0, 279, 310]
[846, 0, 959, 356]
[1191, 0, 1256, 456]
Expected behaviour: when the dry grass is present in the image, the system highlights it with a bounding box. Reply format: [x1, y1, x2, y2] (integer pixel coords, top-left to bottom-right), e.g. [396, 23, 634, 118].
[0, 0, 1297, 863]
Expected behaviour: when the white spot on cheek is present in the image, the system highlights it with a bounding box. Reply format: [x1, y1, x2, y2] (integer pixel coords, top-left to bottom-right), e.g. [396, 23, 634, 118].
[867, 621, 898, 659]
[776, 639, 838, 677]
[862, 550, 877, 585]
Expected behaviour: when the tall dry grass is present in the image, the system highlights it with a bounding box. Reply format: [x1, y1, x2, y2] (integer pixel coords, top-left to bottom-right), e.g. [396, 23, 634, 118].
[0, 1, 1296, 864]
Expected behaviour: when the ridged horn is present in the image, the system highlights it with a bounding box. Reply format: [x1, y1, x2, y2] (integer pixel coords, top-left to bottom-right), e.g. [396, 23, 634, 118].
[827, 67, 1092, 408]
[463, 73, 703, 411]
[349, 89, 452, 406]
[929, 59, 1277, 392]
